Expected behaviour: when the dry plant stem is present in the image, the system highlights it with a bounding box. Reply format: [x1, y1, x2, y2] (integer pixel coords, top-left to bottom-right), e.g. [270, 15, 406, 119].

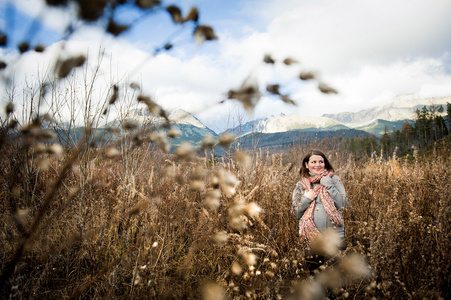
[68, 248, 134, 300]
[0, 125, 92, 291]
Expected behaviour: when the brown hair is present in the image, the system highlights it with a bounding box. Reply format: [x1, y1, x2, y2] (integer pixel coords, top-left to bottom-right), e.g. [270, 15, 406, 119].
[299, 150, 334, 178]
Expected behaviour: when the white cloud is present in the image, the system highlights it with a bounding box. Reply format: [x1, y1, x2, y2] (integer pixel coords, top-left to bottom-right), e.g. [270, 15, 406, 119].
[2, 0, 451, 133]
[213, 0, 451, 120]
[10, 0, 77, 33]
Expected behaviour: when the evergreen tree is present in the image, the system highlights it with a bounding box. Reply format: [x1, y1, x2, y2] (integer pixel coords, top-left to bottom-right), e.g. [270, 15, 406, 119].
[447, 102, 451, 135]
[401, 121, 414, 148]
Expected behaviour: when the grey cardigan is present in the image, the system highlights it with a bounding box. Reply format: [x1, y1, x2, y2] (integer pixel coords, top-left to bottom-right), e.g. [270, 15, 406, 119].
[292, 174, 348, 238]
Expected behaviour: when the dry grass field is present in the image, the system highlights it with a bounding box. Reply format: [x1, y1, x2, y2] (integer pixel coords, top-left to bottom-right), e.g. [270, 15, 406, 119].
[0, 133, 449, 299]
[1, 1, 449, 299]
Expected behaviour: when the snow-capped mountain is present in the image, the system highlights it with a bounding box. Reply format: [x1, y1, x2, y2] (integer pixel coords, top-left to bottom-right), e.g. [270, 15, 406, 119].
[225, 113, 349, 136]
[127, 107, 207, 129]
[104, 108, 217, 145]
[322, 95, 450, 127]
[98, 94, 449, 148]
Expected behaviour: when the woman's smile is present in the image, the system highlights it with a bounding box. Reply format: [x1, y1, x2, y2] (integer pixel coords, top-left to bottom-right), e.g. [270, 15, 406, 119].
[305, 154, 325, 175]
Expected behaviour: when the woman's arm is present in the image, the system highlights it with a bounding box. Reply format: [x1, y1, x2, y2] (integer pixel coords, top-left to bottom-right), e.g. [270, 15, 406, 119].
[320, 175, 348, 210]
[292, 181, 314, 218]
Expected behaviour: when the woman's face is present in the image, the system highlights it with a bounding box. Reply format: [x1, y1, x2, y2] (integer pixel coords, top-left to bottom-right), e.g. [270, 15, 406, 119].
[305, 154, 326, 175]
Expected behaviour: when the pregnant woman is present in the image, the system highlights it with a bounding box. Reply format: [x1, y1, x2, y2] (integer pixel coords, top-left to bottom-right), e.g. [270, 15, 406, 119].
[292, 150, 348, 269]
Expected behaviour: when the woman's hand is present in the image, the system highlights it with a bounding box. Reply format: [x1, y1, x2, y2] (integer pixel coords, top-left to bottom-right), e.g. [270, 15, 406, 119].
[305, 189, 316, 200]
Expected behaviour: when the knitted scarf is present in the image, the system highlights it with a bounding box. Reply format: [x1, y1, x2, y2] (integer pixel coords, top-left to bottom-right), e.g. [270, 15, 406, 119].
[299, 173, 344, 244]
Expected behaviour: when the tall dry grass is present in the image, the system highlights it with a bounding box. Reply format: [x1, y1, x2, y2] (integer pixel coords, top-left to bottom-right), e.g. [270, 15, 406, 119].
[0, 138, 449, 299]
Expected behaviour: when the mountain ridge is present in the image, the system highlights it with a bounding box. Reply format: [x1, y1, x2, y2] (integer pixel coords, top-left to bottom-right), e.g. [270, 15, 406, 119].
[322, 95, 450, 127]
[93, 95, 449, 149]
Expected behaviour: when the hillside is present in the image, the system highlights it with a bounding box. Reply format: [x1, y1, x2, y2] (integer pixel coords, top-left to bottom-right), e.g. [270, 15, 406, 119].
[235, 128, 371, 152]
[354, 119, 416, 136]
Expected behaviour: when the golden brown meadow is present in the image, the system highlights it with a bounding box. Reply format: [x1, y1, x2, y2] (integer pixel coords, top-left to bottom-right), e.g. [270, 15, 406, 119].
[0, 135, 449, 299]
[1, 1, 449, 298]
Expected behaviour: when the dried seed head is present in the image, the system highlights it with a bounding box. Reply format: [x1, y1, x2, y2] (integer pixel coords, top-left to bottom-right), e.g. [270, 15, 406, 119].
[228, 76, 261, 115]
[244, 202, 262, 218]
[203, 189, 221, 210]
[218, 132, 235, 148]
[5, 102, 14, 115]
[168, 126, 182, 138]
[34, 143, 47, 154]
[299, 72, 315, 80]
[295, 280, 324, 300]
[21, 121, 40, 137]
[310, 229, 342, 257]
[0, 32, 7, 46]
[137, 94, 162, 115]
[316, 268, 343, 290]
[201, 133, 216, 150]
[228, 199, 248, 230]
[34, 45, 45, 52]
[192, 167, 208, 180]
[46, 0, 69, 7]
[193, 25, 217, 46]
[47, 143, 64, 157]
[283, 57, 298, 65]
[231, 261, 243, 275]
[239, 250, 258, 266]
[263, 54, 275, 64]
[266, 84, 280, 95]
[166, 5, 183, 23]
[318, 82, 338, 94]
[234, 150, 251, 169]
[212, 231, 228, 244]
[136, 0, 161, 9]
[229, 214, 248, 231]
[41, 113, 53, 123]
[57, 55, 86, 78]
[105, 147, 121, 159]
[109, 84, 119, 105]
[36, 157, 50, 170]
[218, 168, 238, 197]
[8, 119, 18, 129]
[15, 208, 30, 224]
[175, 142, 196, 161]
[107, 19, 130, 36]
[211, 176, 220, 189]
[77, 0, 108, 21]
[106, 126, 119, 134]
[38, 129, 56, 140]
[281, 94, 296, 105]
[183, 7, 199, 22]
[265, 271, 275, 278]
[130, 82, 140, 90]
[18, 42, 29, 53]
[201, 282, 225, 300]
[190, 180, 205, 191]
[122, 120, 139, 130]
[147, 131, 170, 153]
[339, 253, 372, 279]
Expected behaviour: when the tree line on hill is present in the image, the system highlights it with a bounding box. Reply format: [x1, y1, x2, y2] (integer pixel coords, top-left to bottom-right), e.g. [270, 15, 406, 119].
[378, 103, 450, 158]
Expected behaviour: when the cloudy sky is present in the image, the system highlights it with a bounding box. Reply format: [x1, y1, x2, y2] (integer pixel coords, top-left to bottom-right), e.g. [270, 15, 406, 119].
[1, 0, 451, 132]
